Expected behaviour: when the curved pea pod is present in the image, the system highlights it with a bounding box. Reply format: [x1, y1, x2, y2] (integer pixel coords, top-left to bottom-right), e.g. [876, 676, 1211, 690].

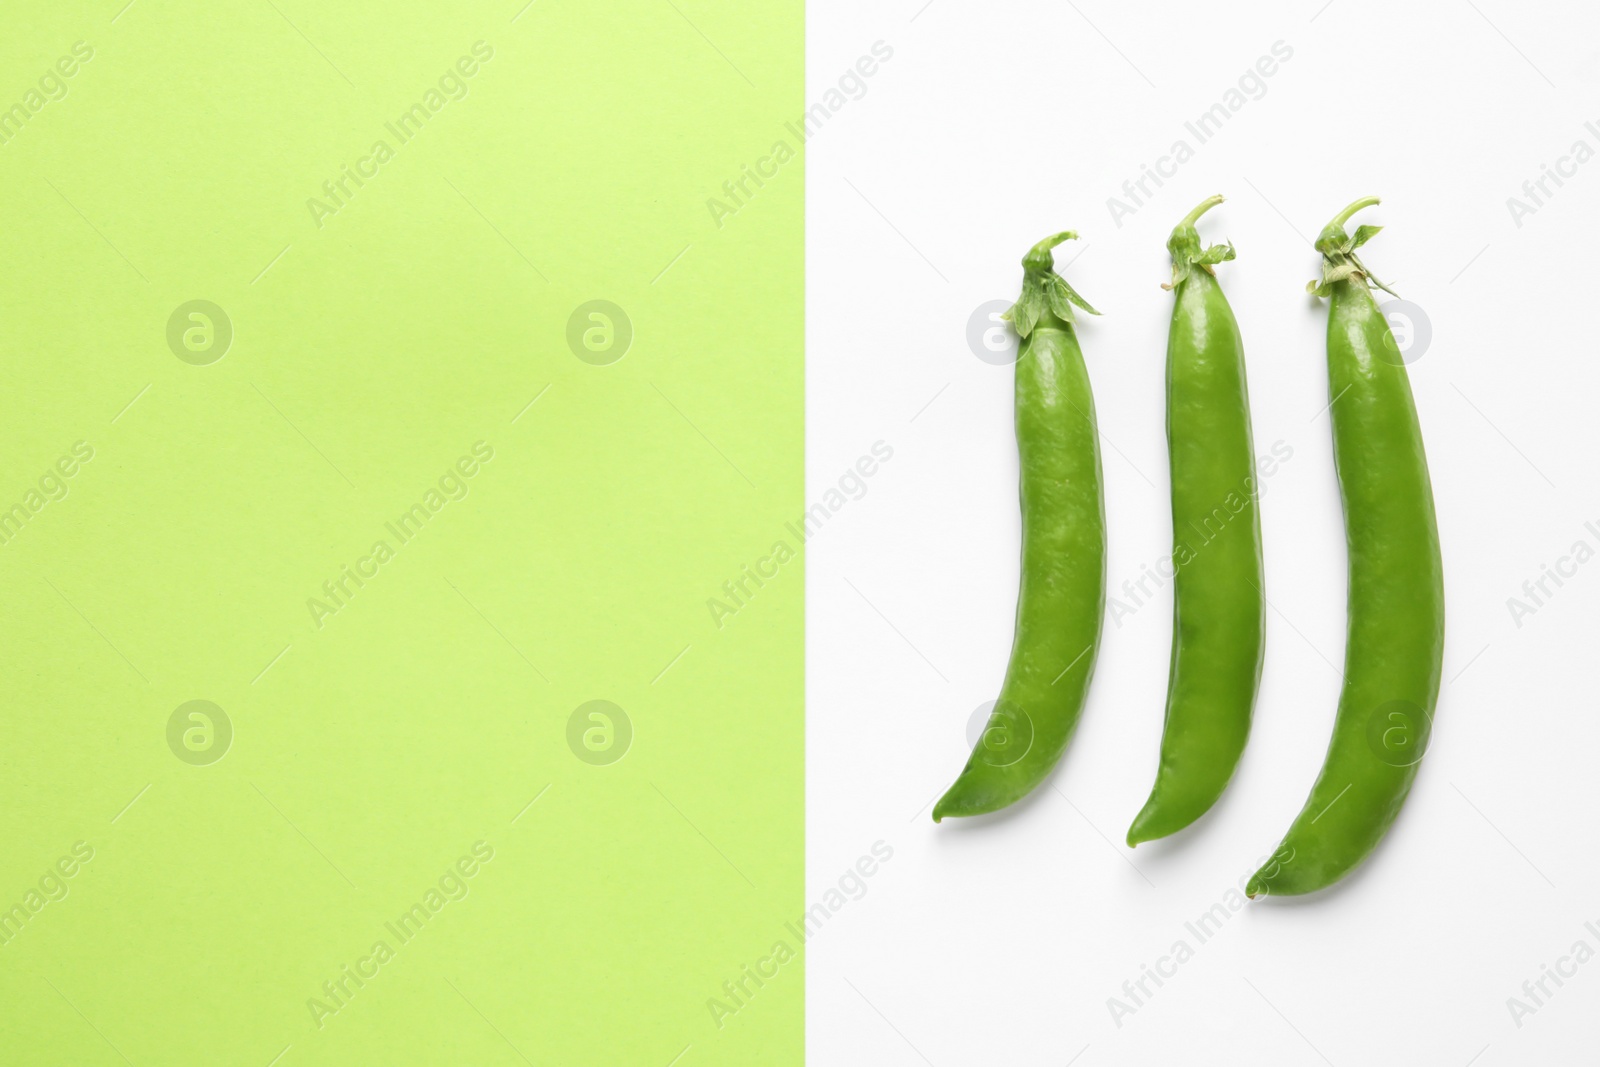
[1127, 196, 1265, 846]
[933, 233, 1106, 821]
[1246, 198, 1444, 897]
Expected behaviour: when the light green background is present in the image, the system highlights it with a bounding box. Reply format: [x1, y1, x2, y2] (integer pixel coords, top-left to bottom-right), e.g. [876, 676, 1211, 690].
[0, 2, 802, 1063]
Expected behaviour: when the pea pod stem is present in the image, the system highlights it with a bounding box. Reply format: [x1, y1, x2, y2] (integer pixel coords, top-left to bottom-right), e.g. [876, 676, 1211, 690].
[1328, 196, 1380, 228]
[1022, 231, 1079, 271]
[1177, 193, 1224, 229]
[1310, 195, 1398, 297]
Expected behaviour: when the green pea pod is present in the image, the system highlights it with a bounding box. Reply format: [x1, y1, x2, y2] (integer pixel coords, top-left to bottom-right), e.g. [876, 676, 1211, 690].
[1127, 196, 1265, 846]
[1246, 198, 1444, 897]
[933, 232, 1106, 822]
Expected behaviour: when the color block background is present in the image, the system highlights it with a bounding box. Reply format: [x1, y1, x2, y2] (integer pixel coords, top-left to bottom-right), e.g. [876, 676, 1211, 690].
[0, 2, 802, 1064]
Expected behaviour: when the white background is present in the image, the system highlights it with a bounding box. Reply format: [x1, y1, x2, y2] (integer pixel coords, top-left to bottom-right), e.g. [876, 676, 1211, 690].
[808, 1, 1600, 1063]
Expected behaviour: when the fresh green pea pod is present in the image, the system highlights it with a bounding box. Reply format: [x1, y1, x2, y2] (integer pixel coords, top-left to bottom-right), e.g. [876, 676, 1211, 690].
[1246, 198, 1444, 897]
[932, 233, 1106, 821]
[1126, 196, 1265, 846]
